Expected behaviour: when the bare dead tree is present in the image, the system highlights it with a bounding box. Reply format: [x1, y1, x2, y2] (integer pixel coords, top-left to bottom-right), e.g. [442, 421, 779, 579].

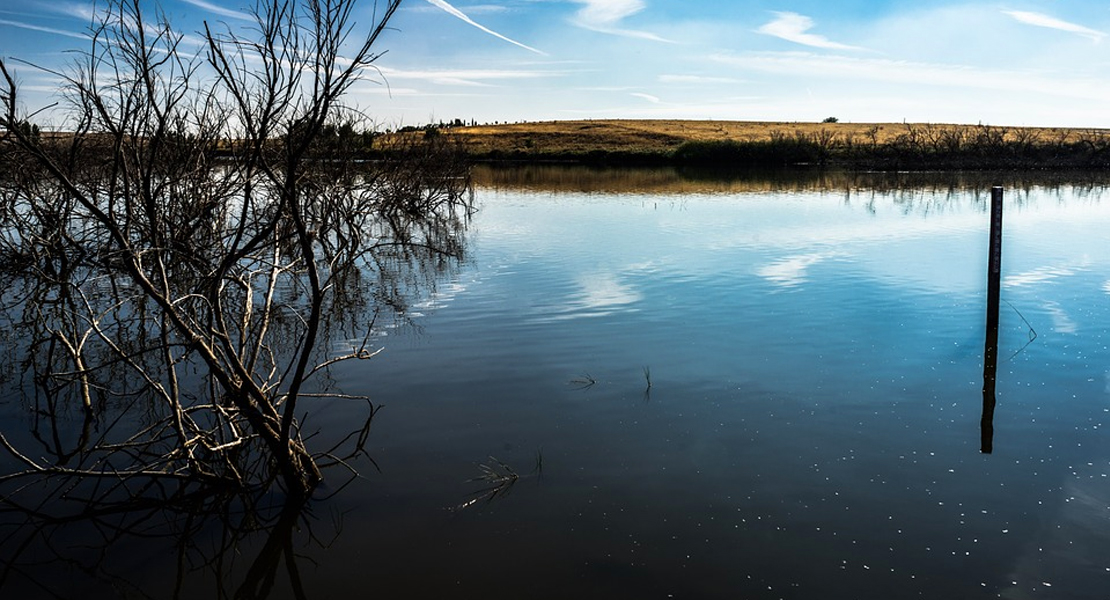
[0, 0, 471, 502]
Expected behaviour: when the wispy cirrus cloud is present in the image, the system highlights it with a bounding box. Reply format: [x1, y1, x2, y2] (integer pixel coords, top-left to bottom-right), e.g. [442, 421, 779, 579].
[180, 0, 252, 22]
[757, 12, 862, 50]
[710, 51, 1110, 100]
[376, 64, 556, 87]
[569, 0, 672, 43]
[1003, 10, 1105, 42]
[659, 74, 743, 85]
[409, 3, 508, 15]
[27, 1, 97, 22]
[0, 18, 87, 39]
[573, 0, 643, 25]
[630, 92, 660, 103]
[424, 0, 546, 55]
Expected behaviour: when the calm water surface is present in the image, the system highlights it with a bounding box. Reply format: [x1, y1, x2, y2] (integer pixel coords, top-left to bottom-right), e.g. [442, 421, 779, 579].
[308, 169, 1108, 600]
[4, 168, 1110, 599]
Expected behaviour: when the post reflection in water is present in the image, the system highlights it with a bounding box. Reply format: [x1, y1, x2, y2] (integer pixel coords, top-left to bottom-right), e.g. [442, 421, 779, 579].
[981, 186, 1003, 454]
[981, 328, 999, 454]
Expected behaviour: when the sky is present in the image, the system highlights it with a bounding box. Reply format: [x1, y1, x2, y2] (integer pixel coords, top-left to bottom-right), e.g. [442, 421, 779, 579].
[2, 0, 1110, 128]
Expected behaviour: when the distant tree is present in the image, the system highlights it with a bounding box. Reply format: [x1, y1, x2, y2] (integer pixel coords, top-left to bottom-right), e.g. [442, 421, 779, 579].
[0, 119, 39, 140]
[822, 116, 840, 123]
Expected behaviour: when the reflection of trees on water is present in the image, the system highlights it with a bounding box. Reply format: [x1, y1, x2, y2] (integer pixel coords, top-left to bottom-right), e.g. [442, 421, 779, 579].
[0, 0, 472, 596]
[0, 138, 474, 600]
[473, 164, 1110, 202]
[1, 478, 330, 598]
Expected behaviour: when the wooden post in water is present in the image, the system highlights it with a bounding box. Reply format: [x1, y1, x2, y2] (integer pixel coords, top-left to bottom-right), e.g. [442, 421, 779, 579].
[981, 186, 1003, 454]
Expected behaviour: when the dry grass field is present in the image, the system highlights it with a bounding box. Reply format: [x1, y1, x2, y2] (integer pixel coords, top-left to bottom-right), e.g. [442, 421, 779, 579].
[441, 119, 1092, 158]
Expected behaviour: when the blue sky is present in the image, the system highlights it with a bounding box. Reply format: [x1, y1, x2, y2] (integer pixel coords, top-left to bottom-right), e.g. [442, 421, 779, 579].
[2, 0, 1110, 127]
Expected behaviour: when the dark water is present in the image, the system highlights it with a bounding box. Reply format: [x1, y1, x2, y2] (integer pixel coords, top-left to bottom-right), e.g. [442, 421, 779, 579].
[3, 168, 1109, 599]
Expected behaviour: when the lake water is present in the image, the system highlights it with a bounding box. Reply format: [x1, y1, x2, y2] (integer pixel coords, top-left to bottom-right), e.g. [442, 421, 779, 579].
[3, 167, 1110, 599]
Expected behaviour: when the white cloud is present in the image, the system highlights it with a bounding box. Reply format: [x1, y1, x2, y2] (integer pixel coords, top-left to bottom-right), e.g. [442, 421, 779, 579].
[659, 74, 743, 84]
[710, 51, 1110, 101]
[425, 0, 546, 55]
[180, 0, 252, 22]
[409, 3, 509, 15]
[573, 0, 644, 25]
[351, 84, 421, 97]
[30, 1, 97, 22]
[757, 12, 863, 51]
[1004, 10, 1105, 42]
[577, 85, 635, 92]
[630, 92, 660, 103]
[569, 0, 672, 42]
[0, 18, 88, 39]
[376, 65, 556, 87]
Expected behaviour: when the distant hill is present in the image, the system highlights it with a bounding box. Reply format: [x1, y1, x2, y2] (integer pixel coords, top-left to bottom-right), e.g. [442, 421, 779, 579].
[436, 119, 1110, 169]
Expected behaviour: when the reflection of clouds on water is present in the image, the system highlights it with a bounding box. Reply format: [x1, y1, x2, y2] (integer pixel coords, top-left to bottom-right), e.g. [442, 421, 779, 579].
[569, 272, 641, 318]
[757, 252, 842, 288]
[1103, 280, 1110, 295]
[536, 271, 642, 321]
[410, 281, 469, 315]
[1001, 364, 1110, 599]
[699, 202, 984, 253]
[1005, 266, 1077, 287]
[1002, 470, 1110, 600]
[1005, 258, 1092, 288]
[1042, 301, 1078, 334]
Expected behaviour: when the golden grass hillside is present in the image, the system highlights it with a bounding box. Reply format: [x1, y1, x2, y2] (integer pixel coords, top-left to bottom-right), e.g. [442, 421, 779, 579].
[441, 119, 1098, 159]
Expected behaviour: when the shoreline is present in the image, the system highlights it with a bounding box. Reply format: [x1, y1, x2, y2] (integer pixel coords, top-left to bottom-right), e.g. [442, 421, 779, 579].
[433, 119, 1110, 170]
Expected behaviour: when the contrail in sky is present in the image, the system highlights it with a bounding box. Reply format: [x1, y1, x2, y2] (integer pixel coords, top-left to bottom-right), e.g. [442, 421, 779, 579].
[424, 0, 546, 55]
[0, 18, 88, 39]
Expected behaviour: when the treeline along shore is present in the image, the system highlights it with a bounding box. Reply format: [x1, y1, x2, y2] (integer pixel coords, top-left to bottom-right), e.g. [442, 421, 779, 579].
[429, 119, 1110, 170]
[11, 118, 1110, 171]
